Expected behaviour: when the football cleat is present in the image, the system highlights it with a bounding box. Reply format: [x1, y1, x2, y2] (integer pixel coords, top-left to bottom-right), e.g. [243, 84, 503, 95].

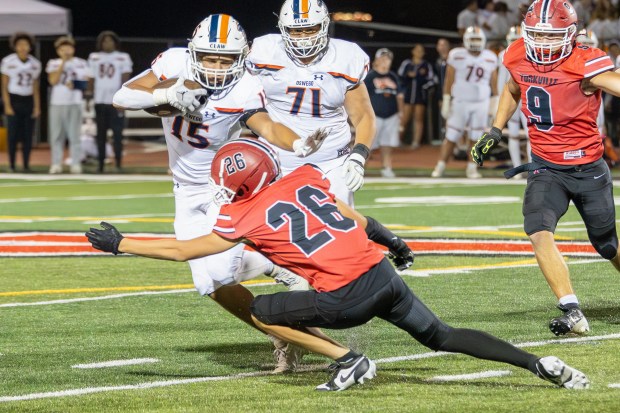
[549, 305, 590, 336]
[466, 162, 482, 179]
[535, 356, 590, 389]
[268, 264, 310, 291]
[271, 336, 308, 374]
[315, 355, 377, 391]
[431, 161, 445, 178]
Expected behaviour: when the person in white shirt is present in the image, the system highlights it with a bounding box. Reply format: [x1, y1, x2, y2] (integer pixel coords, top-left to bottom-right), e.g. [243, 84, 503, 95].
[246, 0, 376, 205]
[88, 31, 133, 172]
[458, 0, 480, 36]
[432, 26, 498, 179]
[497, 26, 530, 178]
[1, 32, 41, 172]
[46, 36, 92, 174]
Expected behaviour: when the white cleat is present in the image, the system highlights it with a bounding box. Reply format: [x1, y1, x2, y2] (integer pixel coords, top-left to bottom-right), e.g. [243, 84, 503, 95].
[466, 162, 482, 179]
[315, 355, 377, 391]
[268, 264, 310, 291]
[535, 356, 590, 390]
[431, 161, 445, 178]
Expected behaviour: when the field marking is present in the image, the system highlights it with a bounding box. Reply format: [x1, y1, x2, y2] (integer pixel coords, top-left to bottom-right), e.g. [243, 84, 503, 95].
[428, 370, 512, 382]
[0, 258, 602, 305]
[609, 383, 620, 388]
[0, 280, 278, 308]
[0, 278, 275, 299]
[401, 258, 602, 277]
[1, 332, 618, 403]
[0, 284, 196, 297]
[72, 359, 160, 369]
[0, 213, 174, 224]
[0, 194, 172, 204]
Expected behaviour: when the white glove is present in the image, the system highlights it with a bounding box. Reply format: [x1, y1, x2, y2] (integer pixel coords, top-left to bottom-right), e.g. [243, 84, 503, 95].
[489, 95, 499, 117]
[292, 128, 328, 157]
[441, 94, 451, 120]
[153, 76, 208, 112]
[342, 152, 366, 192]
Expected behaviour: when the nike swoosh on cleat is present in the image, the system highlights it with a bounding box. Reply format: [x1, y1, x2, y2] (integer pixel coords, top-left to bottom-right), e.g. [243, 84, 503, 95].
[334, 358, 365, 387]
[594, 173, 606, 179]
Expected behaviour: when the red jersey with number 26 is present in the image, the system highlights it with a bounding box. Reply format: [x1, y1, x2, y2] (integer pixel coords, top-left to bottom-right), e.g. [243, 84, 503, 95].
[503, 38, 614, 165]
[212, 165, 384, 292]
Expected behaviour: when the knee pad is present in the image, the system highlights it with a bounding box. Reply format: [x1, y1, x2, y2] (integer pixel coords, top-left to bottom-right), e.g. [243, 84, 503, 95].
[591, 230, 618, 260]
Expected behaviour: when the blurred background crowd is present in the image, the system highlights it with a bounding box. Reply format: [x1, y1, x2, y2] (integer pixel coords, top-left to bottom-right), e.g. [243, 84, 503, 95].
[1, 0, 620, 175]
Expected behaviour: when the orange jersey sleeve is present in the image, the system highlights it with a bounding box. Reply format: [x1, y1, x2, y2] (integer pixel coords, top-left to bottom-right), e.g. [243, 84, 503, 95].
[503, 39, 614, 165]
[213, 165, 384, 292]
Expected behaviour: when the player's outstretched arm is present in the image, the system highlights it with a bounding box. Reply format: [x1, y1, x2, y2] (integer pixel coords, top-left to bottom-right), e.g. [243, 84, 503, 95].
[244, 111, 327, 157]
[86, 222, 239, 261]
[491, 76, 520, 130]
[588, 69, 620, 96]
[335, 200, 414, 270]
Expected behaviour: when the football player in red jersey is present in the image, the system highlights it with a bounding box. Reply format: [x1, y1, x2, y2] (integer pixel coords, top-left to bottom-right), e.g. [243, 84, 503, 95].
[471, 0, 620, 336]
[87, 138, 589, 392]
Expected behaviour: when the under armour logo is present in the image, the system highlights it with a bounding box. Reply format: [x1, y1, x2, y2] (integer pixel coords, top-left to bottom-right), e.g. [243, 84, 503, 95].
[314, 74, 324, 80]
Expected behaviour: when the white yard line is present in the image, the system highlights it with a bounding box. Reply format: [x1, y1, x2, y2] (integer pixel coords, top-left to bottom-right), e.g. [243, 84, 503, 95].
[72, 359, 160, 369]
[1, 332, 618, 403]
[428, 370, 512, 382]
[608, 383, 620, 388]
[0, 193, 172, 204]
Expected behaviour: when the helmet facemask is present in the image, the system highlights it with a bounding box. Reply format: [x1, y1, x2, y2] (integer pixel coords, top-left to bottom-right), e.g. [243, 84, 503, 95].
[522, 22, 576, 64]
[277, 0, 330, 64]
[188, 14, 249, 96]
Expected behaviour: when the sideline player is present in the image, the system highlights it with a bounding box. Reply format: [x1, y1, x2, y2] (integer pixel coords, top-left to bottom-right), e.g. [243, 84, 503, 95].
[471, 0, 620, 336]
[246, 0, 376, 204]
[87, 138, 589, 392]
[497, 26, 530, 177]
[88, 31, 133, 172]
[112, 14, 328, 372]
[431, 26, 498, 179]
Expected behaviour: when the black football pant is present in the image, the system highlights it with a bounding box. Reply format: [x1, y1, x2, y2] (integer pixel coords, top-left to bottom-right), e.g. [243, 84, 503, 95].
[252, 258, 539, 374]
[7, 94, 34, 170]
[95, 104, 125, 170]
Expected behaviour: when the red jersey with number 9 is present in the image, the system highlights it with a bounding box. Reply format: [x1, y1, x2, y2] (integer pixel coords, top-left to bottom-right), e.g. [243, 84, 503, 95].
[212, 164, 384, 292]
[503, 38, 614, 164]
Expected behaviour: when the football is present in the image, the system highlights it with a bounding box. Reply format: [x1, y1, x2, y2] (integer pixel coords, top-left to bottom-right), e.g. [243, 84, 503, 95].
[144, 78, 206, 117]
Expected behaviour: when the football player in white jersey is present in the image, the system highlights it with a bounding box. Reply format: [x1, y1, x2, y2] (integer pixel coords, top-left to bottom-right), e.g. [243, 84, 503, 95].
[246, 0, 376, 205]
[113, 14, 331, 373]
[88, 31, 133, 173]
[432, 26, 498, 179]
[1, 32, 41, 172]
[498, 26, 530, 178]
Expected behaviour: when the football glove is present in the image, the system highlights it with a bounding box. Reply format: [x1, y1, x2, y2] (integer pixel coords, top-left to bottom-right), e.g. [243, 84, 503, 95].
[471, 127, 503, 167]
[388, 237, 415, 271]
[342, 143, 370, 192]
[85, 221, 124, 255]
[153, 76, 208, 113]
[293, 128, 329, 157]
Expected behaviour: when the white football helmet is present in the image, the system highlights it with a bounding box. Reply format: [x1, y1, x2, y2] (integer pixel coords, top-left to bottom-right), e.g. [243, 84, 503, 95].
[576, 29, 598, 48]
[278, 0, 330, 62]
[506, 26, 522, 45]
[188, 14, 249, 93]
[463, 26, 486, 52]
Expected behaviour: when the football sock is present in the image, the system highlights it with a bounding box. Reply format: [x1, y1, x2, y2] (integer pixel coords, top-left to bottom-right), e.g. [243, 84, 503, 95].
[441, 328, 539, 373]
[558, 294, 579, 309]
[336, 350, 361, 364]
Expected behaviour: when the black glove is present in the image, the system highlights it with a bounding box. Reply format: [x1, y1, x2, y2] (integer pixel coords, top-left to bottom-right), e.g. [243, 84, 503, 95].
[388, 237, 415, 271]
[85, 221, 124, 255]
[471, 127, 503, 167]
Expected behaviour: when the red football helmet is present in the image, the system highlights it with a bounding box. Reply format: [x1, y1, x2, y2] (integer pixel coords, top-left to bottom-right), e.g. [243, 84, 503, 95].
[209, 138, 281, 206]
[522, 0, 578, 64]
